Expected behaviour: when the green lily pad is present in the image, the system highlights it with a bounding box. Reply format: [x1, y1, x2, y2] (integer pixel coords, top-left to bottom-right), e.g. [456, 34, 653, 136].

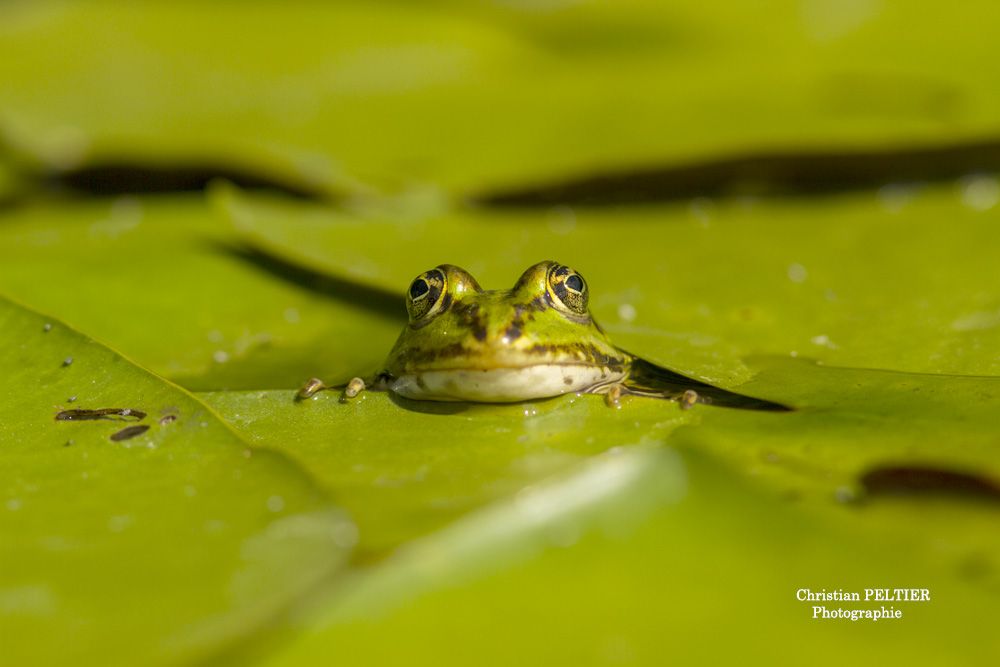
[201, 389, 695, 556]
[3, 1, 1000, 195]
[0, 296, 354, 665]
[249, 447, 1000, 666]
[0, 196, 400, 390]
[673, 356, 1000, 500]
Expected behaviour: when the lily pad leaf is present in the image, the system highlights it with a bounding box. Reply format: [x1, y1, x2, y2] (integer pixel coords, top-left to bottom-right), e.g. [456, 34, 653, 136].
[0, 295, 354, 665]
[249, 447, 1000, 666]
[0, 197, 400, 391]
[200, 389, 696, 556]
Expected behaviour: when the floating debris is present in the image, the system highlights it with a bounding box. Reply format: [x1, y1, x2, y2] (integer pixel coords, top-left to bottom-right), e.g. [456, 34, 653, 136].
[110, 425, 150, 442]
[62, 357, 74, 367]
[860, 465, 1000, 502]
[159, 414, 178, 425]
[55, 408, 147, 422]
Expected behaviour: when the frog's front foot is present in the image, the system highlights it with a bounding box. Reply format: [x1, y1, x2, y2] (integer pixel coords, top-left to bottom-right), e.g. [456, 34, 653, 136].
[296, 376, 370, 402]
[679, 389, 699, 410]
[341, 377, 366, 402]
[296, 377, 328, 401]
[604, 383, 624, 408]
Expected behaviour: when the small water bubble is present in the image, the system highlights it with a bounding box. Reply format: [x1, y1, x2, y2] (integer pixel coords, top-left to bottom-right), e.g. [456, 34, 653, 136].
[207, 330, 224, 343]
[204, 519, 226, 533]
[810, 334, 838, 349]
[61, 357, 74, 367]
[545, 206, 577, 235]
[212, 350, 230, 364]
[107, 515, 133, 533]
[43, 323, 52, 332]
[111, 195, 143, 222]
[6, 498, 22, 512]
[67, 396, 77, 403]
[266, 495, 285, 513]
[332, 521, 359, 548]
[617, 303, 637, 323]
[789, 350, 799, 358]
[787, 263, 808, 284]
[689, 197, 715, 225]
[183, 485, 197, 498]
[959, 174, 1000, 211]
[283, 307, 301, 324]
[877, 183, 915, 213]
[835, 486, 858, 503]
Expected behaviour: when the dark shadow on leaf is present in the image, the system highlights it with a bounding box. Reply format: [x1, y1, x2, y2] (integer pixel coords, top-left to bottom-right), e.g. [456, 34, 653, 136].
[388, 391, 470, 415]
[14, 163, 328, 201]
[860, 465, 1000, 504]
[477, 138, 1000, 207]
[215, 241, 404, 320]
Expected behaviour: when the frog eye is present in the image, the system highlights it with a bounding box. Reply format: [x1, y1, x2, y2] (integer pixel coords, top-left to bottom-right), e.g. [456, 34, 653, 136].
[406, 268, 447, 322]
[546, 264, 589, 316]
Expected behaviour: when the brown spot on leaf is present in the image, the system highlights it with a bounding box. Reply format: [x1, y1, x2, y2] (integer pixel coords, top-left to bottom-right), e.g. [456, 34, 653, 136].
[110, 424, 151, 441]
[860, 465, 1000, 503]
[56, 408, 147, 422]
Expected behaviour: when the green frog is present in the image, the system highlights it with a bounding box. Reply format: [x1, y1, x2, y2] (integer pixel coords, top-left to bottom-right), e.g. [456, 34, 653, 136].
[299, 261, 788, 411]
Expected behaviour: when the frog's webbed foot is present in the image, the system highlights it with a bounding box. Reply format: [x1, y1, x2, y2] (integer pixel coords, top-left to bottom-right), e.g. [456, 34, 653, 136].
[621, 355, 792, 412]
[601, 382, 698, 410]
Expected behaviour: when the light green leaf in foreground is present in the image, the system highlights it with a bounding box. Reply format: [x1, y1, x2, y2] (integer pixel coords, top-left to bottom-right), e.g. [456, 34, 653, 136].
[0, 296, 354, 665]
[201, 389, 696, 556]
[252, 447, 1000, 666]
[203, 354, 1000, 561]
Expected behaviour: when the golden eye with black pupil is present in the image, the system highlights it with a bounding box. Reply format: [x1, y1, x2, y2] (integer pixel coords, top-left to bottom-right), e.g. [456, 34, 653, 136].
[546, 264, 589, 315]
[409, 278, 429, 299]
[406, 268, 446, 323]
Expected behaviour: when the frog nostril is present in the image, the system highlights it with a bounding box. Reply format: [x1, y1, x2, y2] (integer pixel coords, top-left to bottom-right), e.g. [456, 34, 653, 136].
[503, 324, 523, 343]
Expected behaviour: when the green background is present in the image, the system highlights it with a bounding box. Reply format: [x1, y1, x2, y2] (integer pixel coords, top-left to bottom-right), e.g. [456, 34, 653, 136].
[1, 1, 998, 664]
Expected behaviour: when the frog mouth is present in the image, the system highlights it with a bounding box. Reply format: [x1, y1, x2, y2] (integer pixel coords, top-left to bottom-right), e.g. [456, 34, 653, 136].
[389, 364, 627, 402]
